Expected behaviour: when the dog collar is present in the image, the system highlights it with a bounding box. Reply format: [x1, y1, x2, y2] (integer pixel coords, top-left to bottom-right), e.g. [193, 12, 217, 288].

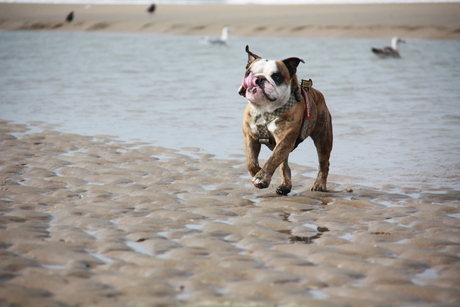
[250, 79, 312, 150]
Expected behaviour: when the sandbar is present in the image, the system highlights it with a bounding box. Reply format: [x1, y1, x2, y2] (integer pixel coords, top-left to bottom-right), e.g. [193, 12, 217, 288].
[0, 2, 459, 39]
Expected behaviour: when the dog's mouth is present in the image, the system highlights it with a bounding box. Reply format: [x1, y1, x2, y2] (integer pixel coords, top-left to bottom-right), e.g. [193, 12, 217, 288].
[238, 72, 277, 102]
[238, 72, 256, 97]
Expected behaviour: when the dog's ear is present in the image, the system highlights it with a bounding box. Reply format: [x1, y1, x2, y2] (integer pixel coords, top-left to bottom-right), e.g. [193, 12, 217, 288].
[245, 45, 261, 67]
[282, 57, 305, 78]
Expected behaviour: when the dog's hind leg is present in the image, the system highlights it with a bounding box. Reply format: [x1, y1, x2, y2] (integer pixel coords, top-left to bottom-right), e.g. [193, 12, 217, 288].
[310, 115, 333, 192]
[276, 158, 292, 195]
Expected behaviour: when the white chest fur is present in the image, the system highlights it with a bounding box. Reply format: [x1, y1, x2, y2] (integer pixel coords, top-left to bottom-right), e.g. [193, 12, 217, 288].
[250, 115, 279, 136]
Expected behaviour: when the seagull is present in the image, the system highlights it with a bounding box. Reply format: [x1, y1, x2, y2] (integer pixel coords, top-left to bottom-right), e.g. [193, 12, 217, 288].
[372, 37, 406, 58]
[204, 27, 231, 45]
[147, 4, 156, 14]
[66, 11, 74, 23]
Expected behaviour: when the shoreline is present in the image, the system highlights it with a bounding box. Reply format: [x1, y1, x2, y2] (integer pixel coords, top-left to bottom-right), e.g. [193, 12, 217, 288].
[0, 3, 459, 39]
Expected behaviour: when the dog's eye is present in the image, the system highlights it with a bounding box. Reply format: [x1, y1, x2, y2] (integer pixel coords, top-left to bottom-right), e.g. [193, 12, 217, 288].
[245, 70, 251, 77]
[272, 73, 284, 85]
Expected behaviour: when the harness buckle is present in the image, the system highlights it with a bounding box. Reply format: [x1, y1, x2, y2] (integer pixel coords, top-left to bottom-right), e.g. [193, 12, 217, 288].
[301, 79, 313, 89]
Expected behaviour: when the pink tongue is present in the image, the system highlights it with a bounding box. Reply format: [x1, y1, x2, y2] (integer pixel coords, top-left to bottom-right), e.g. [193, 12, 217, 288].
[242, 72, 257, 90]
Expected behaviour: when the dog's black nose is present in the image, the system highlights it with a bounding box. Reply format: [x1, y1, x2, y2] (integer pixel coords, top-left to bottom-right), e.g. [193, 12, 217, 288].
[255, 76, 265, 87]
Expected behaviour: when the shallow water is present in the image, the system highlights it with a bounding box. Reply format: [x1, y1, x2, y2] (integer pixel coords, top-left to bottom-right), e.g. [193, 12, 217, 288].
[1, 30, 459, 191]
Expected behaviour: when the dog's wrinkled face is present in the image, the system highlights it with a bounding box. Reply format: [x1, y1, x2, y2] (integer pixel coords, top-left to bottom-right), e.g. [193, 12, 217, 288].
[238, 46, 304, 113]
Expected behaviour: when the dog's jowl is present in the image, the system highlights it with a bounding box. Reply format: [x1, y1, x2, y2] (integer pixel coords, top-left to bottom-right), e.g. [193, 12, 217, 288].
[238, 45, 333, 194]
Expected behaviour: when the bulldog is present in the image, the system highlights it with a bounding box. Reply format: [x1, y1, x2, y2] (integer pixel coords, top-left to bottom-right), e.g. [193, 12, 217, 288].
[238, 45, 333, 195]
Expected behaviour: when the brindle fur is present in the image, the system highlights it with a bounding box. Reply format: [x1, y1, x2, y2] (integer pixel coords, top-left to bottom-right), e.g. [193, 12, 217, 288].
[241, 47, 333, 194]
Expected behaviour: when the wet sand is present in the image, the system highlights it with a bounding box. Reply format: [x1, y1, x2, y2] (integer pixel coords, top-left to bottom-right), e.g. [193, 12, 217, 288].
[0, 2, 460, 39]
[1, 120, 459, 306]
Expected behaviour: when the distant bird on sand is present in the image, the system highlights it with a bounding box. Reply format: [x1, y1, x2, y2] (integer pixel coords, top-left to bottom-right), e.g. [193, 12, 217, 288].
[66, 11, 74, 23]
[372, 37, 406, 58]
[147, 4, 156, 14]
[203, 27, 231, 45]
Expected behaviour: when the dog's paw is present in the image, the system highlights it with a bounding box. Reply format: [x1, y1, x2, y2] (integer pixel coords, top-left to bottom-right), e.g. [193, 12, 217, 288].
[252, 177, 269, 189]
[276, 185, 291, 195]
[311, 184, 328, 192]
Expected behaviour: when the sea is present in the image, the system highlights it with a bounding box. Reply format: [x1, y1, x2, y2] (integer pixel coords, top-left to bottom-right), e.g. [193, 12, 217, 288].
[0, 29, 459, 193]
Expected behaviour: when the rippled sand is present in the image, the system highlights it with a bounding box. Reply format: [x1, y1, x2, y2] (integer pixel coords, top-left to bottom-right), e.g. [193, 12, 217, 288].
[1, 120, 459, 306]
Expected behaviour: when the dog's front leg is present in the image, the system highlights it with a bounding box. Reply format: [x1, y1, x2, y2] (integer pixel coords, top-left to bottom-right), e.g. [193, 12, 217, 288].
[244, 134, 262, 177]
[253, 140, 296, 189]
[277, 158, 292, 195]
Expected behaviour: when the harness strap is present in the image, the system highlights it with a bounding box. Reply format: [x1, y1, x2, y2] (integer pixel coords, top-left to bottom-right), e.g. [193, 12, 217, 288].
[250, 79, 313, 150]
[250, 91, 298, 150]
[300, 79, 312, 120]
[296, 79, 312, 147]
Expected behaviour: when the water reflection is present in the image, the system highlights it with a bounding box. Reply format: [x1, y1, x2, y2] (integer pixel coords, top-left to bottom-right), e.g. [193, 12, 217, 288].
[279, 226, 331, 244]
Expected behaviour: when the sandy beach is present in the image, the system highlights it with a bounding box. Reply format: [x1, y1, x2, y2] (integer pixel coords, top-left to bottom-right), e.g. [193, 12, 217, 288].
[1, 120, 459, 306]
[1, 2, 460, 306]
[0, 2, 460, 39]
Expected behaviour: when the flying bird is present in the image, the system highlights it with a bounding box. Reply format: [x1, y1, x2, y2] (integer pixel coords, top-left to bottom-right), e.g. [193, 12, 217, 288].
[372, 37, 406, 58]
